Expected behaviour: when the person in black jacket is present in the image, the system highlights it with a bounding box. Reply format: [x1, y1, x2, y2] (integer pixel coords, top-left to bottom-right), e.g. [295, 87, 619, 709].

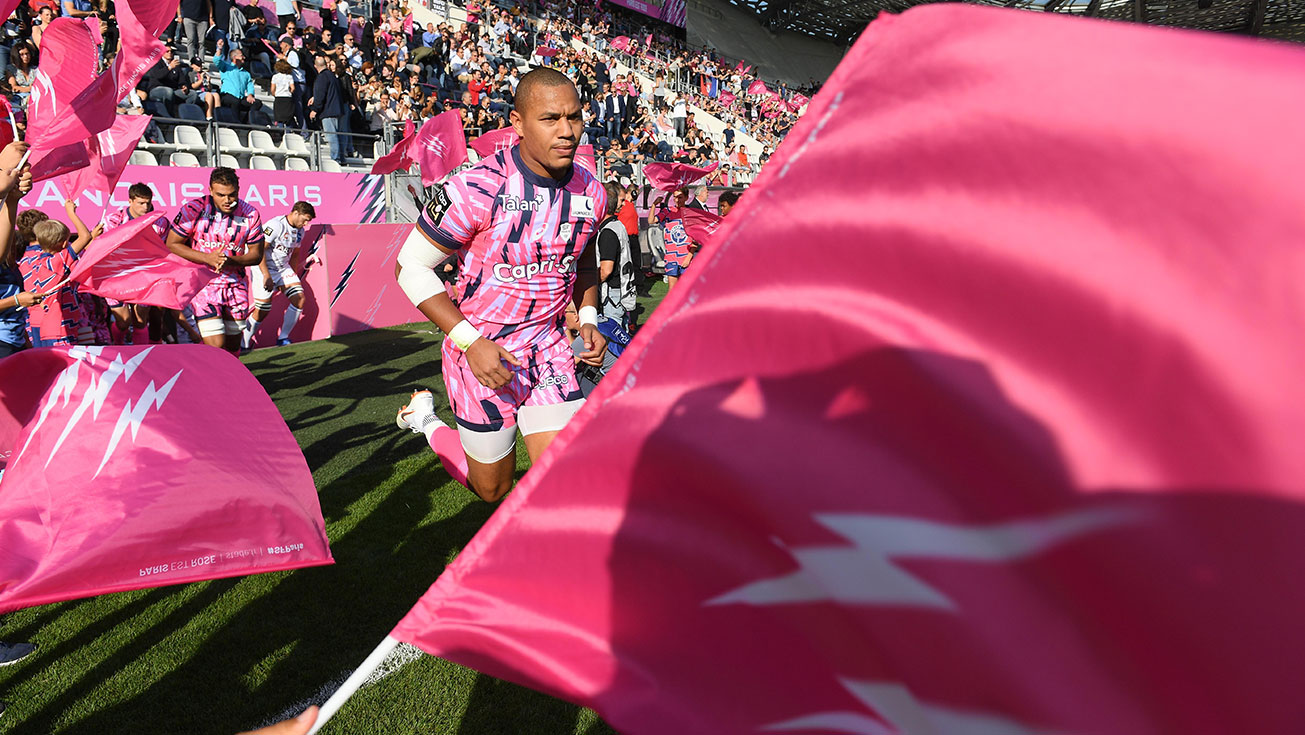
[308, 56, 346, 164]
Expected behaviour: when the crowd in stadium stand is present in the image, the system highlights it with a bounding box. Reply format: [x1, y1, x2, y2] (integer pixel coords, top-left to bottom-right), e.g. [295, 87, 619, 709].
[0, 0, 812, 180]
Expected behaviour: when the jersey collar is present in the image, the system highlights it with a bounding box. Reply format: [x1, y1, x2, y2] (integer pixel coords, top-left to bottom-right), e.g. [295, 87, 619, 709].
[511, 145, 573, 190]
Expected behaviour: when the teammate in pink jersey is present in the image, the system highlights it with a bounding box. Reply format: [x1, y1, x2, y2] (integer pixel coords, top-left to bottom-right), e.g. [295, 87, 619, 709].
[101, 182, 169, 345]
[166, 168, 266, 354]
[395, 68, 608, 503]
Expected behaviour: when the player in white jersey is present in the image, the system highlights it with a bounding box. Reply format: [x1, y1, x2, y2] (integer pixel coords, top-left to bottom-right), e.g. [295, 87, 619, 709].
[243, 201, 316, 348]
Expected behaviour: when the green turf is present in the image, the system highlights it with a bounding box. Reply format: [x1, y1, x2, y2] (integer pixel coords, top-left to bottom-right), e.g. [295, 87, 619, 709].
[0, 281, 668, 734]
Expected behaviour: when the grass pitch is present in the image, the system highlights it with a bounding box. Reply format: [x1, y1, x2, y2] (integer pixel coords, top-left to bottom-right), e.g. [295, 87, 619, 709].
[0, 282, 668, 734]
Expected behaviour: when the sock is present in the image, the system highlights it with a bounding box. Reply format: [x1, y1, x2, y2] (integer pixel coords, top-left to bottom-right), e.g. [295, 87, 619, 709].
[425, 423, 469, 488]
[279, 305, 302, 341]
[242, 317, 260, 348]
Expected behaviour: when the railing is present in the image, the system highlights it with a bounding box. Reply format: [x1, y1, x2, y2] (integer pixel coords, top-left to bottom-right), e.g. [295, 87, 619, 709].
[142, 116, 383, 171]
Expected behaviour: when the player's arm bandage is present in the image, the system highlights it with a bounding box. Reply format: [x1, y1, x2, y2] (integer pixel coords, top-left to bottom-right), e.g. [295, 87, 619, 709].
[578, 305, 599, 327]
[396, 227, 457, 306]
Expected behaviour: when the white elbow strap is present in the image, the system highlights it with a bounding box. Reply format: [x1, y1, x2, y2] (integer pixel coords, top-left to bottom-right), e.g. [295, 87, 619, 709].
[396, 227, 456, 306]
[578, 305, 599, 327]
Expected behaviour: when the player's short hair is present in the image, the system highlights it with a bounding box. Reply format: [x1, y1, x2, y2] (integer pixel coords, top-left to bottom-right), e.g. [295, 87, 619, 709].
[33, 219, 70, 252]
[210, 167, 239, 189]
[718, 190, 741, 208]
[128, 183, 152, 200]
[674, 185, 690, 198]
[514, 67, 576, 116]
[291, 201, 317, 217]
[16, 209, 48, 244]
[602, 182, 620, 218]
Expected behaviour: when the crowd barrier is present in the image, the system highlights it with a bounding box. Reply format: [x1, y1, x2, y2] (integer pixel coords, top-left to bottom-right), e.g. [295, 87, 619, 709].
[247, 223, 417, 348]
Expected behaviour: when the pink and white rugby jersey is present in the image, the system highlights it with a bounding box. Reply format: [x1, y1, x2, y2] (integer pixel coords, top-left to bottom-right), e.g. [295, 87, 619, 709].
[170, 197, 265, 287]
[416, 145, 607, 354]
[101, 207, 169, 238]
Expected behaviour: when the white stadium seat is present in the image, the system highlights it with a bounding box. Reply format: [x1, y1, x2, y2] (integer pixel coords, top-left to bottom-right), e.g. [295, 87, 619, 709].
[218, 153, 241, 169]
[248, 130, 281, 156]
[250, 155, 277, 170]
[282, 133, 313, 157]
[217, 127, 250, 154]
[321, 159, 343, 173]
[173, 125, 207, 152]
[169, 151, 201, 167]
[129, 150, 158, 166]
[283, 157, 311, 171]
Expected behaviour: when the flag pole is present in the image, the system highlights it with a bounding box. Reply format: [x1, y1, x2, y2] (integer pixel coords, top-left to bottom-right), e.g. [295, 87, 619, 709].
[306, 635, 401, 735]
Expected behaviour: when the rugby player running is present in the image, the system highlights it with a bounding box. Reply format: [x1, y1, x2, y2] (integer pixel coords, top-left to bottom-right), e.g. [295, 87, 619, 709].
[394, 68, 607, 503]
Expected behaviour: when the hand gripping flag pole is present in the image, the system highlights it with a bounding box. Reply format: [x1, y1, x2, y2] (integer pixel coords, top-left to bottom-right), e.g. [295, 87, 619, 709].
[306, 636, 401, 735]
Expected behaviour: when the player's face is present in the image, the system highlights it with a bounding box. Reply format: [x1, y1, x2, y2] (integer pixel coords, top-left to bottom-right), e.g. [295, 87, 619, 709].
[673, 190, 688, 208]
[289, 211, 314, 228]
[511, 84, 582, 177]
[128, 195, 152, 218]
[210, 182, 239, 214]
[719, 200, 733, 216]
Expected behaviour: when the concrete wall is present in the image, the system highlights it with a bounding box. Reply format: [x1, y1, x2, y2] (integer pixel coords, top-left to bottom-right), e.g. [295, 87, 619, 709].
[686, 0, 847, 86]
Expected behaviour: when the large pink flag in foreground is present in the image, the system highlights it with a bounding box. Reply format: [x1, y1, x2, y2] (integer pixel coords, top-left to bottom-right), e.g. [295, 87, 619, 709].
[365, 6, 1305, 735]
[642, 160, 718, 191]
[0, 345, 332, 613]
[67, 214, 215, 309]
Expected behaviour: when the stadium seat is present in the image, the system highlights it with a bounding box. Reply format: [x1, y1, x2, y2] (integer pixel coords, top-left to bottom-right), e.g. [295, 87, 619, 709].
[177, 103, 206, 122]
[129, 150, 158, 166]
[213, 107, 239, 124]
[250, 155, 276, 170]
[173, 125, 208, 153]
[282, 133, 313, 157]
[218, 153, 241, 168]
[169, 151, 201, 167]
[283, 157, 311, 171]
[217, 127, 251, 154]
[248, 130, 281, 156]
[321, 159, 343, 173]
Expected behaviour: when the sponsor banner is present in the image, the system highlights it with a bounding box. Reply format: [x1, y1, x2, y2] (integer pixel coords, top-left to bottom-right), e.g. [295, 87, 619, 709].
[321, 224, 415, 338]
[18, 165, 387, 227]
[606, 0, 685, 28]
[246, 224, 420, 347]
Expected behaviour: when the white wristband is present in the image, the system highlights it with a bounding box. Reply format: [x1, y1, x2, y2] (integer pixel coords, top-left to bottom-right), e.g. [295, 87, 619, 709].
[448, 319, 482, 351]
[578, 305, 599, 327]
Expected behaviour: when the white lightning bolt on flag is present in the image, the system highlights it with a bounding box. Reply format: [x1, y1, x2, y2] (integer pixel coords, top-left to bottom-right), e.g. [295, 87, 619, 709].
[45, 347, 157, 467]
[16, 346, 104, 462]
[95, 370, 182, 477]
[706, 508, 1141, 611]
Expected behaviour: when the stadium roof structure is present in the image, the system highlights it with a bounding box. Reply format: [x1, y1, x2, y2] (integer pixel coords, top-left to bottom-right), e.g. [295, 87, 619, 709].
[725, 0, 1305, 45]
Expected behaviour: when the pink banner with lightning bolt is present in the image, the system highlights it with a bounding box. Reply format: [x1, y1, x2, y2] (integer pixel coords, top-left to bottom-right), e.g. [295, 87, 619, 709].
[0, 345, 333, 613]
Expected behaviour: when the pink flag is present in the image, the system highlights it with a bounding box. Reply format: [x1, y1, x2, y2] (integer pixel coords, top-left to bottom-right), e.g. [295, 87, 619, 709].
[677, 206, 723, 246]
[0, 344, 332, 613]
[26, 18, 98, 160]
[642, 160, 719, 191]
[373, 6, 1305, 735]
[58, 114, 153, 201]
[29, 0, 174, 156]
[644, 33, 653, 46]
[403, 12, 413, 35]
[369, 118, 417, 176]
[747, 79, 767, 95]
[82, 15, 102, 47]
[67, 215, 215, 309]
[411, 110, 469, 186]
[574, 144, 596, 175]
[469, 126, 519, 159]
[718, 91, 736, 106]
[533, 46, 559, 58]
[789, 93, 809, 110]
[0, 97, 16, 150]
[610, 35, 630, 52]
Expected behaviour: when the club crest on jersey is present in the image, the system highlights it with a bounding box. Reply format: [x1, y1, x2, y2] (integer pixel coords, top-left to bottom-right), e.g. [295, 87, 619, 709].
[424, 185, 453, 226]
[493, 255, 577, 283]
[499, 194, 545, 212]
